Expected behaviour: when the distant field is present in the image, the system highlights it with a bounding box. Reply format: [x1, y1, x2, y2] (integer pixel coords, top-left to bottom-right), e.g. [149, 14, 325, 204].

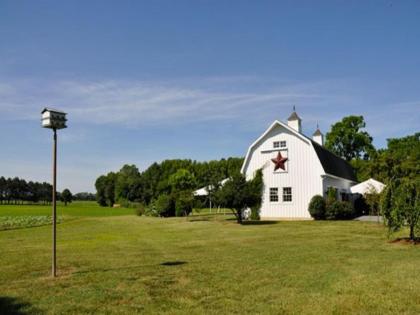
[0, 201, 134, 217]
[0, 206, 419, 314]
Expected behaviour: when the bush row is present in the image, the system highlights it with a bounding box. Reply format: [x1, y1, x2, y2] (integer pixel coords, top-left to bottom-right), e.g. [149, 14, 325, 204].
[308, 195, 356, 220]
[135, 192, 194, 217]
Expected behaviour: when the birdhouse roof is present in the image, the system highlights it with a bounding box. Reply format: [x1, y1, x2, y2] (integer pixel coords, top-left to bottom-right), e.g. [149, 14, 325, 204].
[41, 107, 67, 115]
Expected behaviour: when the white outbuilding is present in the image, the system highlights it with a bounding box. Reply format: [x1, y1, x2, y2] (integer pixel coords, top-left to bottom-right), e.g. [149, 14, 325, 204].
[193, 178, 229, 196]
[241, 109, 358, 220]
[350, 178, 386, 195]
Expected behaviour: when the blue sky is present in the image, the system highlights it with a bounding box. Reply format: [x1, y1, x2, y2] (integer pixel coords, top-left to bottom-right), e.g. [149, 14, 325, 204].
[0, 0, 419, 192]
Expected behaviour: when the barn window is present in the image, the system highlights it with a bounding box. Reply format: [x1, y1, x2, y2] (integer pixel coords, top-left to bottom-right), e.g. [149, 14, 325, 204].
[283, 187, 292, 202]
[273, 141, 286, 149]
[270, 188, 279, 202]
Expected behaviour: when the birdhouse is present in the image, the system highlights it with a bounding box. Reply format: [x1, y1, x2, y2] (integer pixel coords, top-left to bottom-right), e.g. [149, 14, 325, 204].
[41, 108, 67, 129]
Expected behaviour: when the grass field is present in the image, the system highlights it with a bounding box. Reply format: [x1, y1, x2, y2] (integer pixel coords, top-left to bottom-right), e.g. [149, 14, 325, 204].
[0, 201, 134, 217]
[0, 202, 419, 314]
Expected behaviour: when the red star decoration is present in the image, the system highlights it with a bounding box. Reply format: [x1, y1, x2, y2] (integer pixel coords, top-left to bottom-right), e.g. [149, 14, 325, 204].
[271, 152, 288, 171]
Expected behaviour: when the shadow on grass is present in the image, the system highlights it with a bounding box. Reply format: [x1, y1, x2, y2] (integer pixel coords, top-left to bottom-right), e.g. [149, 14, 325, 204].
[241, 220, 278, 225]
[188, 217, 212, 222]
[0, 297, 42, 315]
[74, 261, 188, 275]
[160, 261, 187, 266]
[188, 213, 235, 222]
[390, 237, 420, 245]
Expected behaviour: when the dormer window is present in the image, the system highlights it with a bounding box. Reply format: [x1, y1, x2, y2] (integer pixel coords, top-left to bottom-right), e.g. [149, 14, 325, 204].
[273, 141, 286, 148]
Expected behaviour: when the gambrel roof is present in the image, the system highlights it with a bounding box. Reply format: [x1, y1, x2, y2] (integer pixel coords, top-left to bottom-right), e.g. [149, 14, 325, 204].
[241, 120, 357, 182]
[311, 140, 357, 181]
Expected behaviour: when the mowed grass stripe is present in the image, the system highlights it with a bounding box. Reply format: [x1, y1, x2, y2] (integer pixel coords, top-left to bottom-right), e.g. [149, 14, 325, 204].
[0, 201, 134, 217]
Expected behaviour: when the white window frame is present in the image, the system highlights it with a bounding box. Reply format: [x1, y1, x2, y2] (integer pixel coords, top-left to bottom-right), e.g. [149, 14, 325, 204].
[282, 187, 292, 202]
[269, 187, 279, 202]
[273, 141, 286, 149]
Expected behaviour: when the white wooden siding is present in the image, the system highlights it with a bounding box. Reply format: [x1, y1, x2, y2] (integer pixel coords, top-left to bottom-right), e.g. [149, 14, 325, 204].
[322, 176, 354, 199]
[243, 123, 325, 219]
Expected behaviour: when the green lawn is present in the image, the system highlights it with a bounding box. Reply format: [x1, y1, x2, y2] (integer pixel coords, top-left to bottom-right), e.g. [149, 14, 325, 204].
[0, 204, 419, 314]
[0, 201, 134, 217]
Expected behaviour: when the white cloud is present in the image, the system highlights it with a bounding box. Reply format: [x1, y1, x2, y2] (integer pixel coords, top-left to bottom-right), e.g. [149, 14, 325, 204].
[0, 76, 418, 146]
[0, 77, 350, 128]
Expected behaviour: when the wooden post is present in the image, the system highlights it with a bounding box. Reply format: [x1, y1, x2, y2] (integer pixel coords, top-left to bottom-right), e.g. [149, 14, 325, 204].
[52, 128, 57, 277]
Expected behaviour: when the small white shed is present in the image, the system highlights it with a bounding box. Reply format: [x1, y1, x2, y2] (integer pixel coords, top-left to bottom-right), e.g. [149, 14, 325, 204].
[350, 178, 386, 195]
[193, 178, 229, 196]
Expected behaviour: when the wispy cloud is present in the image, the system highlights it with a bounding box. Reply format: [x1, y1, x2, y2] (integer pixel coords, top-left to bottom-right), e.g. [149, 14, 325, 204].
[0, 77, 351, 127]
[0, 76, 418, 144]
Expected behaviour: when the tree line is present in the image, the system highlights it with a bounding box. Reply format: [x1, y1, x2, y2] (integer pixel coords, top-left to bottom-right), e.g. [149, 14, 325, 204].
[95, 157, 244, 208]
[0, 176, 53, 205]
[73, 192, 96, 201]
[0, 176, 96, 205]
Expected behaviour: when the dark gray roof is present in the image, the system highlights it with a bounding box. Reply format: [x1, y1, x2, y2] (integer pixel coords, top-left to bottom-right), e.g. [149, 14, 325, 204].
[41, 107, 67, 114]
[313, 128, 323, 136]
[311, 140, 357, 182]
[287, 111, 301, 121]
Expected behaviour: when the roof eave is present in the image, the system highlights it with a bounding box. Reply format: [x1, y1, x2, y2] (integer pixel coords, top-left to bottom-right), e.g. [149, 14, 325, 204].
[321, 173, 358, 184]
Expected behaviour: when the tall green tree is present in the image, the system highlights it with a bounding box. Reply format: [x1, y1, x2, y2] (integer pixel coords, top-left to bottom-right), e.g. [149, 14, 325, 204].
[95, 175, 108, 207]
[169, 169, 196, 192]
[114, 164, 141, 202]
[381, 179, 420, 241]
[105, 172, 117, 207]
[95, 173, 117, 207]
[215, 170, 263, 224]
[61, 188, 73, 206]
[168, 169, 196, 217]
[325, 116, 375, 161]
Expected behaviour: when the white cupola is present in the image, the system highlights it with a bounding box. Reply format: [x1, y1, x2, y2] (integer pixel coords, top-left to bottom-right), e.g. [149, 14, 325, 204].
[287, 106, 302, 133]
[312, 125, 324, 146]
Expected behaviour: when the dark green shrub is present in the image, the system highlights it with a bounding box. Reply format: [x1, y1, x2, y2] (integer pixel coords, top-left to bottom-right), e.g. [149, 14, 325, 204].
[175, 193, 194, 217]
[308, 195, 326, 220]
[154, 194, 175, 217]
[325, 201, 355, 220]
[135, 203, 145, 216]
[144, 200, 159, 217]
[326, 187, 337, 205]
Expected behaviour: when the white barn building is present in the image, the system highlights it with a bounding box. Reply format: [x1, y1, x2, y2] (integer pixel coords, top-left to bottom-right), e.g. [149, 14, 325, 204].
[241, 110, 357, 220]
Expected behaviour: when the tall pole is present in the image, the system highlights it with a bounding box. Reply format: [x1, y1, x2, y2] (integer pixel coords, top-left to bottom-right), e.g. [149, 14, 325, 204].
[52, 128, 57, 277]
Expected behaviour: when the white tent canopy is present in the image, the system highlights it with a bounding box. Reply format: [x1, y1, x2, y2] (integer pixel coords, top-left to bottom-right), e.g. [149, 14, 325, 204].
[350, 178, 386, 195]
[193, 178, 229, 196]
